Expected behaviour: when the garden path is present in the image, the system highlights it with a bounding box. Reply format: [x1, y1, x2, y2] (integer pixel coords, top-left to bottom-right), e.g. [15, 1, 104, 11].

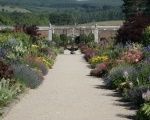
[3, 50, 136, 120]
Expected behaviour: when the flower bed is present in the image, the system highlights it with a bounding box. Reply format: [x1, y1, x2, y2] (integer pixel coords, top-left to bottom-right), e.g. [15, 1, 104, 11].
[89, 55, 109, 67]
[81, 42, 150, 119]
[0, 31, 59, 115]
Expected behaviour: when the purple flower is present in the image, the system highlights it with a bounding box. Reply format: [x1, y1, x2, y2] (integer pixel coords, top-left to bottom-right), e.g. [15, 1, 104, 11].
[144, 45, 150, 52]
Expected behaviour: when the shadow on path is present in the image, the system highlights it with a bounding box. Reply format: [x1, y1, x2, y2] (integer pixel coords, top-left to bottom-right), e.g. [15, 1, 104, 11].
[93, 82, 137, 120]
[116, 114, 136, 120]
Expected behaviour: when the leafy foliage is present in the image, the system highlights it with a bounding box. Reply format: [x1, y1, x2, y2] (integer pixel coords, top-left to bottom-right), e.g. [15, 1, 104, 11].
[60, 34, 70, 46]
[0, 78, 24, 107]
[125, 86, 149, 106]
[136, 63, 150, 86]
[105, 64, 136, 89]
[117, 0, 150, 45]
[137, 103, 150, 120]
[79, 34, 88, 44]
[122, 0, 150, 19]
[52, 34, 61, 46]
[1, 39, 28, 62]
[117, 14, 150, 44]
[0, 60, 13, 79]
[25, 56, 48, 76]
[0, 12, 49, 25]
[142, 26, 150, 46]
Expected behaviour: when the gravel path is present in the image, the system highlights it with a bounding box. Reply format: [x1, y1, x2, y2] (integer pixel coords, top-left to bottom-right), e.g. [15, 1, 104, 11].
[3, 51, 136, 120]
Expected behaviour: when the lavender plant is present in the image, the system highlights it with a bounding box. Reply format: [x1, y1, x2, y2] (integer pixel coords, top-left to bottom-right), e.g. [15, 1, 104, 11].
[105, 64, 137, 89]
[12, 64, 43, 89]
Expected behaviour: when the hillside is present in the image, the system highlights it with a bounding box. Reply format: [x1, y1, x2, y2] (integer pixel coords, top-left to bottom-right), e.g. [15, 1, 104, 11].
[0, 5, 30, 13]
[0, 0, 123, 25]
[0, 0, 123, 11]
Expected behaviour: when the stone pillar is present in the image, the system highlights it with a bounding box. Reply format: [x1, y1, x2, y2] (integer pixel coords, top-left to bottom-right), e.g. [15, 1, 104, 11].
[94, 24, 99, 43]
[48, 23, 52, 41]
[52, 27, 55, 34]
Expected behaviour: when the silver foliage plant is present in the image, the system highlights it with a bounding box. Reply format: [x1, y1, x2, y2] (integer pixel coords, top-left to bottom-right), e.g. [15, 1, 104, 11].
[0, 78, 22, 106]
[106, 64, 138, 88]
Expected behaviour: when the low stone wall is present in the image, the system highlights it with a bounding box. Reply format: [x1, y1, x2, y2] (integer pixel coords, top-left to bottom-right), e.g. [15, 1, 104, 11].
[38, 26, 120, 42]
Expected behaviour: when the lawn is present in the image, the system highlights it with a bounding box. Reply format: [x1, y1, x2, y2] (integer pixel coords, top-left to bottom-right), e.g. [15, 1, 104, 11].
[81, 20, 123, 26]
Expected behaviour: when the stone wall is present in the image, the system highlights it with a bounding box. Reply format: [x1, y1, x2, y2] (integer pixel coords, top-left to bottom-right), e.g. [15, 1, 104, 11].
[38, 26, 120, 43]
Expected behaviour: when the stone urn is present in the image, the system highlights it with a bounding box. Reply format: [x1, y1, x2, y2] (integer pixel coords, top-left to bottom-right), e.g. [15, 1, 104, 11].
[66, 45, 79, 54]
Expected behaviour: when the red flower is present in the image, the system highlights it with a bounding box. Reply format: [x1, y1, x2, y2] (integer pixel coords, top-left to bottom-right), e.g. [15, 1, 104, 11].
[90, 63, 108, 77]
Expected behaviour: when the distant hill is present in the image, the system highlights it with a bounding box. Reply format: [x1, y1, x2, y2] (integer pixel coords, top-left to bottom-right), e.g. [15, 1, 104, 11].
[0, 0, 123, 11]
[0, 0, 123, 26]
[0, 5, 30, 13]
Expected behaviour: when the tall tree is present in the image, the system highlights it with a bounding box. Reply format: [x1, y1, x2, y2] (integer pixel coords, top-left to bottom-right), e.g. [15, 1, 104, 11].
[117, 0, 150, 44]
[145, 0, 150, 15]
[123, 0, 150, 20]
[122, 0, 146, 19]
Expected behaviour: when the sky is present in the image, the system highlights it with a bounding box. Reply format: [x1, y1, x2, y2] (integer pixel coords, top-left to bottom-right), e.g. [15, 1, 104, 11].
[76, 0, 89, 1]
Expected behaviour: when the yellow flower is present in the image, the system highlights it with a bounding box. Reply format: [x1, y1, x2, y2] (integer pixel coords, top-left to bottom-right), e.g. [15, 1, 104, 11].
[90, 55, 109, 65]
[32, 45, 39, 48]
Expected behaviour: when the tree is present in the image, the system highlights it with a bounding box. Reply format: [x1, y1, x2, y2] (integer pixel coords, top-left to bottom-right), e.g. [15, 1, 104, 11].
[117, 13, 150, 44]
[52, 33, 61, 46]
[145, 0, 150, 15]
[49, 13, 75, 25]
[87, 33, 95, 43]
[122, 0, 136, 19]
[122, 0, 150, 19]
[142, 26, 150, 46]
[79, 33, 88, 44]
[117, 0, 150, 44]
[60, 34, 69, 46]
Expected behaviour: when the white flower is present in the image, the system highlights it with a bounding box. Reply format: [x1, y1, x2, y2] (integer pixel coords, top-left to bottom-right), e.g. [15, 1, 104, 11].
[142, 90, 150, 102]
[123, 71, 129, 80]
[135, 59, 139, 62]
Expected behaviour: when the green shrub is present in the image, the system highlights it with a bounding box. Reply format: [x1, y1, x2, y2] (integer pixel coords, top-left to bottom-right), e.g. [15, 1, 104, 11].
[52, 33, 61, 46]
[60, 34, 69, 46]
[142, 26, 150, 46]
[136, 103, 150, 120]
[0, 78, 23, 107]
[1, 39, 28, 61]
[78, 33, 88, 44]
[87, 33, 95, 43]
[135, 63, 150, 86]
[25, 56, 49, 75]
[0, 60, 14, 79]
[57, 47, 64, 54]
[102, 44, 124, 60]
[42, 57, 54, 69]
[125, 86, 149, 106]
[105, 64, 136, 89]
